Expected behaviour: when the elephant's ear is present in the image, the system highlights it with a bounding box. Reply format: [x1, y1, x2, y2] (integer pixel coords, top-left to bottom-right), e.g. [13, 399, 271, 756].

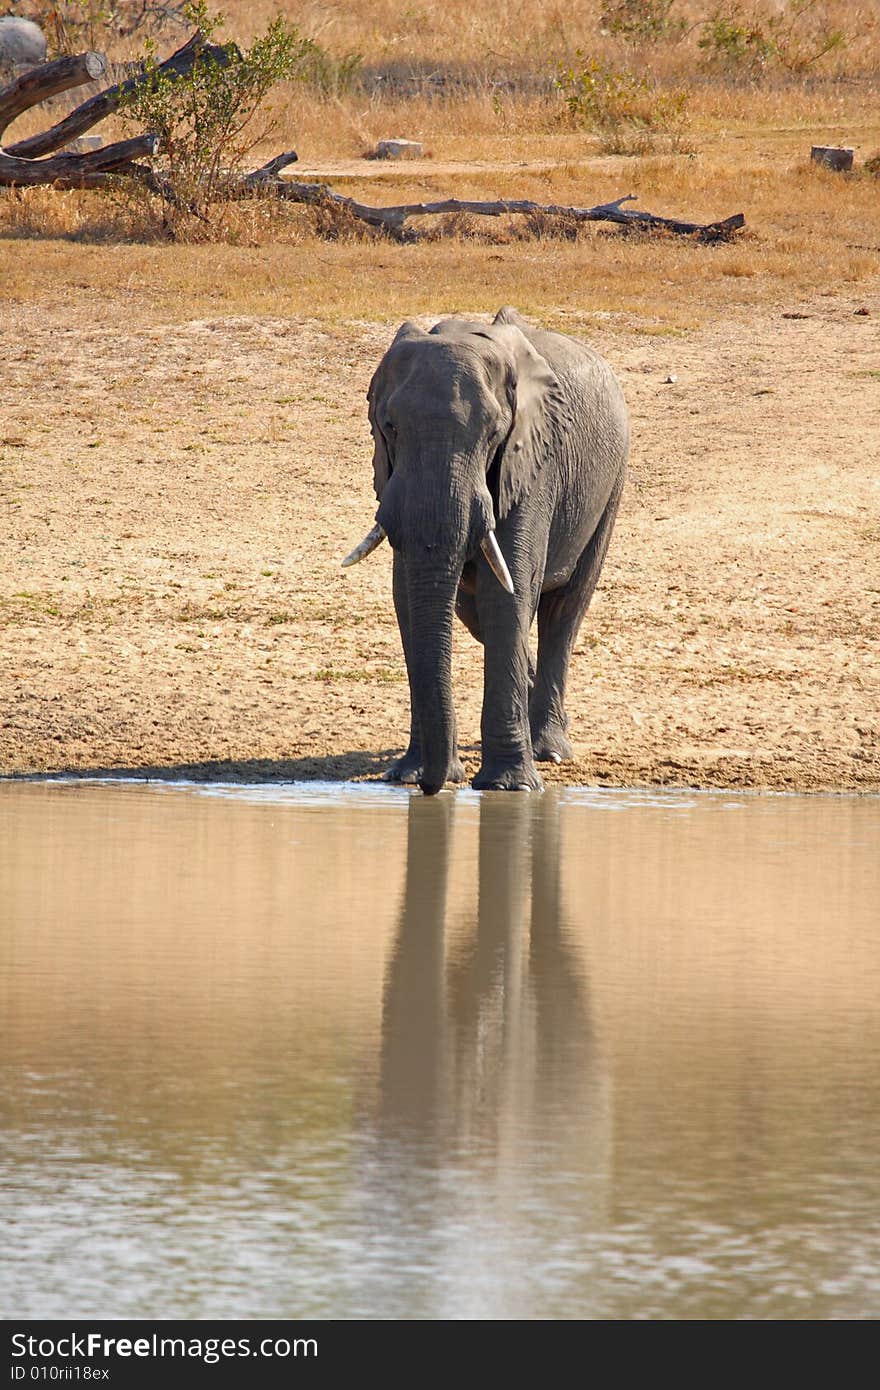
[367, 320, 426, 501]
[366, 378, 392, 500]
[489, 314, 559, 519]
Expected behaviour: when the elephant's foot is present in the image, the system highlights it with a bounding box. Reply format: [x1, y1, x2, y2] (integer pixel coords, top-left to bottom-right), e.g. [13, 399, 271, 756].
[383, 751, 467, 786]
[530, 724, 574, 765]
[472, 757, 544, 792]
[382, 751, 422, 785]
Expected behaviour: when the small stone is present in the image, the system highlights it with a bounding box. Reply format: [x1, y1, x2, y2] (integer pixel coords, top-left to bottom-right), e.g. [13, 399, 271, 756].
[62, 136, 103, 154]
[853, 306, 870, 316]
[663, 373, 677, 384]
[375, 139, 423, 160]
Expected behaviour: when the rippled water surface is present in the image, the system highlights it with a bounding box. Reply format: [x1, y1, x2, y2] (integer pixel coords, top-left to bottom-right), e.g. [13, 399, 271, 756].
[2, 781, 879, 1319]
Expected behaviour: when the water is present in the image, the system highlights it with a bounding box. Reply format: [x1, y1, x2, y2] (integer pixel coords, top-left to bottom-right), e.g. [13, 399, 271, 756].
[1, 780, 878, 1320]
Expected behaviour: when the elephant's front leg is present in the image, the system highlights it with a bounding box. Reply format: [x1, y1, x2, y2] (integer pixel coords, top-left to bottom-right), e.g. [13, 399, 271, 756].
[383, 552, 467, 786]
[471, 563, 543, 792]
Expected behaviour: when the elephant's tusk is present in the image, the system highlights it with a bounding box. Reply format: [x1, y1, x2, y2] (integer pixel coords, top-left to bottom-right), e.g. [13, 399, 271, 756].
[341, 523, 387, 567]
[481, 531, 515, 594]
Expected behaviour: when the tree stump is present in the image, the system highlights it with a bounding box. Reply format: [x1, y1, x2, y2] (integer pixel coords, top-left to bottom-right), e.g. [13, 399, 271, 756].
[810, 146, 854, 172]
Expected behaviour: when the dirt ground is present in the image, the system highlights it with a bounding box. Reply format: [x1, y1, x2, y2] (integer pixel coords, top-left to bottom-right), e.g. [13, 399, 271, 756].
[1, 284, 878, 792]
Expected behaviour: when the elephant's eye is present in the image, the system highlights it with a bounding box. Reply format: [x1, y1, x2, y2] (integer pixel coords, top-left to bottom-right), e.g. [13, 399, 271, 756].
[383, 421, 397, 438]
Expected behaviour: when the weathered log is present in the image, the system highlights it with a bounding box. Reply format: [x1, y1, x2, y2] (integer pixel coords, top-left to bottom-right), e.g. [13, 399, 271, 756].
[0, 134, 158, 188]
[0, 51, 107, 137]
[262, 182, 745, 241]
[810, 145, 853, 173]
[3, 32, 234, 160]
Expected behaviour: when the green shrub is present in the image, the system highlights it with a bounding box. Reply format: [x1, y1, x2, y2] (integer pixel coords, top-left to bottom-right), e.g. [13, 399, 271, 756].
[556, 54, 692, 155]
[599, 0, 684, 43]
[117, 3, 312, 231]
[698, 13, 777, 74]
[296, 45, 363, 95]
[28, 0, 187, 53]
[698, 3, 846, 77]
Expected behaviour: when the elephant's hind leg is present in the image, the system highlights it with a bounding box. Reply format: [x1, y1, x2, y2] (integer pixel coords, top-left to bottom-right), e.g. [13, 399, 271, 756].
[454, 588, 483, 644]
[530, 475, 624, 763]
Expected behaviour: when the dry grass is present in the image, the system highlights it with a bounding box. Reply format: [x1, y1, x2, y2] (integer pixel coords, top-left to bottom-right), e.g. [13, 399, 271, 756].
[0, 4, 877, 320]
[191, 1, 880, 80]
[1, 141, 876, 327]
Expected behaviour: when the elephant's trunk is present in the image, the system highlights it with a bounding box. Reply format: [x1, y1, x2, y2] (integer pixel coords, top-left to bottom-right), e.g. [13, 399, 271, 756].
[405, 564, 460, 796]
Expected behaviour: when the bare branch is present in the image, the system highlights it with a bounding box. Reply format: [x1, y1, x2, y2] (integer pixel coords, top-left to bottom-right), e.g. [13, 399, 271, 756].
[235, 148, 299, 191]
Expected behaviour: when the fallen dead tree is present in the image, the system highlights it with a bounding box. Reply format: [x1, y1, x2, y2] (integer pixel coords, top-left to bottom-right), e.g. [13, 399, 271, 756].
[257, 164, 745, 241]
[0, 32, 232, 191]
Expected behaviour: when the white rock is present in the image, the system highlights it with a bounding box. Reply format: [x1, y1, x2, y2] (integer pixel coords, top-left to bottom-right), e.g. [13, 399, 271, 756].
[62, 137, 104, 154]
[376, 139, 423, 160]
[0, 17, 47, 73]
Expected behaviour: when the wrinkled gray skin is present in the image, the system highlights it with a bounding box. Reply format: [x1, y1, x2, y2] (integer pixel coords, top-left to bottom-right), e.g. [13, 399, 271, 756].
[367, 306, 629, 795]
[0, 17, 47, 76]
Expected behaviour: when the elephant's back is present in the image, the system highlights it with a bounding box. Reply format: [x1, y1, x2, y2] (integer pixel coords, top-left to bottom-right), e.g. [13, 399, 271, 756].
[522, 324, 627, 418]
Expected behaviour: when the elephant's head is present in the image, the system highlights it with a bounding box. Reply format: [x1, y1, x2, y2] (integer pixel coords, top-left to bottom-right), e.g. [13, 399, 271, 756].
[343, 309, 559, 793]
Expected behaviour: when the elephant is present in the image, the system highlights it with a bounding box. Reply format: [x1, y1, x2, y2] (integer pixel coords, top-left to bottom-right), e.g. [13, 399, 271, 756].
[343, 306, 629, 795]
[0, 18, 47, 79]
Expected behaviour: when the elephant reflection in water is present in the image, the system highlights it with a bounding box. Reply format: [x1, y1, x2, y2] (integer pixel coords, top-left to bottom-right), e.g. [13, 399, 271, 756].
[368, 794, 611, 1317]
